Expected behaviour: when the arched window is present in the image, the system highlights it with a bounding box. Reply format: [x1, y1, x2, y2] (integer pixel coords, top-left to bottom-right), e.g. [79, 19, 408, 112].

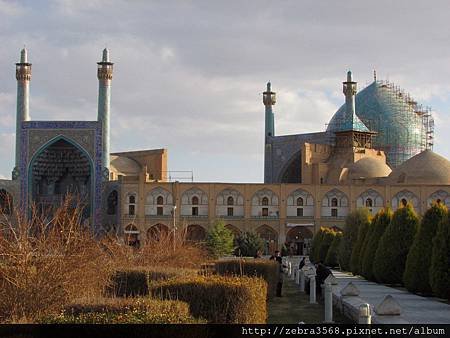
[262, 197, 269, 206]
[129, 195, 136, 204]
[401, 198, 407, 207]
[156, 195, 164, 205]
[128, 194, 137, 216]
[365, 198, 373, 208]
[192, 196, 199, 205]
[331, 198, 338, 207]
[107, 190, 118, 215]
[296, 197, 304, 206]
[227, 196, 234, 205]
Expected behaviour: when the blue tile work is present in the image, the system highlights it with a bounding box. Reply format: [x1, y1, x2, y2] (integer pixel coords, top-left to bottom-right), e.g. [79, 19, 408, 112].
[19, 120, 103, 231]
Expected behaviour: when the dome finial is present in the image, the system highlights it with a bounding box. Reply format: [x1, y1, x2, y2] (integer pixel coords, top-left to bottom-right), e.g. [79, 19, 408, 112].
[373, 69, 377, 82]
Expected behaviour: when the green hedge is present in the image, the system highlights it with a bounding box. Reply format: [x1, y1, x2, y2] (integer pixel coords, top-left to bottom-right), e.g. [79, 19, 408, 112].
[430, 212, 450, 300]
[150, 275, 267, 323]
[373, 204, 418, 284]
[107, 267, 198, 297]
[404, 203, 447, 294]
[41, 298, 202, 324]
[214, 259, 279, 298]
[360, 209, 392, 281]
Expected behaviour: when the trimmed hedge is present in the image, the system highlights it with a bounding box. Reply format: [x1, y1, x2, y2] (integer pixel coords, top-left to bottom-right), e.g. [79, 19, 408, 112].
[350, 210, 371, 275]
[361, 209, 392, 281]
[107, 267, 198, 297]
[325, 232, 342, 268]
[404, 203, 447, 295]
[373, 204, 418, 284]
[41, 298, 202, 323]
[338, 209, 371, 271]
[150, 275, 267, 323]
[214, 259, 279, 298]
[430, 212, 450, 300]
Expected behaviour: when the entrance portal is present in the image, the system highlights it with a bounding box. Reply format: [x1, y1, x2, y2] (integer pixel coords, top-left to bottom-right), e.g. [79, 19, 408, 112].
[30, 138, 92, 222]
[286, 226, 313, 255]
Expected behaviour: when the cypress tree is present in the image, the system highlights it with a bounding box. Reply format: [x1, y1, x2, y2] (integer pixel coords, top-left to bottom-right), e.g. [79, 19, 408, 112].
[430, 212, 450, 300]
[361, 209, 392, 281]
[318, 227, 336, 263]
[373, 204, 418, 284]
[338, 209, 369, 271]
[404, 203, 447, 294]
[349, 208, 371, 275]
[311, 228, 324, 263]
[325, 232, 342, 267]
[359, 217, 375, 274]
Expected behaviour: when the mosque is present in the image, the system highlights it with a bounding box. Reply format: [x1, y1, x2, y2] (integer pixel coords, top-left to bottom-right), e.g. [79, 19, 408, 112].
[0, 49, 449, 254]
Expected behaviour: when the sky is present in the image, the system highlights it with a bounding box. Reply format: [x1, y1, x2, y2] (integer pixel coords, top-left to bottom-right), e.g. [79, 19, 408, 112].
[1, 0, 450, 182]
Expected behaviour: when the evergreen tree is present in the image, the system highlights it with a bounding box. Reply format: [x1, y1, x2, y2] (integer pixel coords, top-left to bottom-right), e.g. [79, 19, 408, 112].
[359, 217, 374, 274]
[206, 219, 235, 258]
[361, 209, 392, 281]
[235, 231, 264, 257]
[373, 204, 418, 284]
[350, 208, 371, 275]
[325, 232, 342, 267]
[338, 209, 370, 271]
[404, 203, 447, 294]
[430, 212, 450, 300]
[318, 227, 336, 263]
[311, 228, 325, 263]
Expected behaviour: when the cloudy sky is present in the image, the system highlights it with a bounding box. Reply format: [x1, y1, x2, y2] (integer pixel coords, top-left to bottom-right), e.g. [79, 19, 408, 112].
[1, 0, 450, 182]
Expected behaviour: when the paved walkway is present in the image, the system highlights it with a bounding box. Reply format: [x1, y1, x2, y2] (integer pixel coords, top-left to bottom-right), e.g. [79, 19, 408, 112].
[267, 275, 350, 324]
[331, 270, 450, 324]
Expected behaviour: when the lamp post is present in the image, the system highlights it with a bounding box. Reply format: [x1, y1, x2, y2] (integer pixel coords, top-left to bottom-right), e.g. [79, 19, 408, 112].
[173, 205, 177, 252]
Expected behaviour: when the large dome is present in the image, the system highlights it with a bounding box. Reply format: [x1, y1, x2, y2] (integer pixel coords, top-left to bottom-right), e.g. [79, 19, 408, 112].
[387, 150, 450, 185]
[327, 80, 430, 168]
[347, 157, 392, 180]
[110, 155, 141, 175]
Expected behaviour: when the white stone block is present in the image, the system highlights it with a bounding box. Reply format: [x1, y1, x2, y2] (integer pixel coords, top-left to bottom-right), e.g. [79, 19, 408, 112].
[374, 295, 402, 315]
[340, 282, 360, 296]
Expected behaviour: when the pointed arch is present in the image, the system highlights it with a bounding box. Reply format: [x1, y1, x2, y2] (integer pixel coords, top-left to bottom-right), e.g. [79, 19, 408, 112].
[427, 190, 450, 208]
[321, 189, 349, 218]
[287, 188, 314, 217]
[391, 190, 419, 210]
[356, 189, 384, 214]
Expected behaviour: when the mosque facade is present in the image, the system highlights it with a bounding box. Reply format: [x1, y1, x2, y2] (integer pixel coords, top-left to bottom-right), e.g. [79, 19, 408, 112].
[0, 49, 449, 255]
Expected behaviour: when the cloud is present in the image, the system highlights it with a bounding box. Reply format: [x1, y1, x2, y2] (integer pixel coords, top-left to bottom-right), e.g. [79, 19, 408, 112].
[0, 1, 449, 181]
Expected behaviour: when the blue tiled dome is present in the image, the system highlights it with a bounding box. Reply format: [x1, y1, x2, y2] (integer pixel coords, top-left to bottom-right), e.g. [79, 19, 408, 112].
[327, 81, 427, 167]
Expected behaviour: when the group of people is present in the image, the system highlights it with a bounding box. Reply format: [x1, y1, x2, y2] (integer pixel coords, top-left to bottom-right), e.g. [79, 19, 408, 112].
[267, 252, 333, 298]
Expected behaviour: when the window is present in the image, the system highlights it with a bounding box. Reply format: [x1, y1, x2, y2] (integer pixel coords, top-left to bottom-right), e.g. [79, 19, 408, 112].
[262, 197, 269, 206]
[227, 196, 234, 205]
[192, 196, 199, 205]
[331, 198, 338, 207]
[192, 206, 198, 216]
[401, 198, 407, 207]
[129, 195, 136, 204]
[262, 208, 269, 216]
[365, 198, 373, 208]
[297, 208, 304, 217]
[331, 208, 338, 217]
[227, 207, 233, 216]
[157, 206, 163, 216]
[157, 196, 164, 205]
[296, 197, 304, 206]
[129, 204, 135, 216]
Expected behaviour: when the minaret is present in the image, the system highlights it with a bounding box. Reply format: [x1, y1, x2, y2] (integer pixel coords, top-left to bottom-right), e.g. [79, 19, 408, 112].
[97, 48, 113, 180]
[263, 82, 276, 138]
[13, 48, 32, 179]
[343, 70, 357, 121]
[263, 82, 276, 183]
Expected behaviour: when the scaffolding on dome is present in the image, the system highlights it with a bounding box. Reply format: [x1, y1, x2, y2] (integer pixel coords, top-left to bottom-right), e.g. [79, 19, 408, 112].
[327, 79, 434, 168]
